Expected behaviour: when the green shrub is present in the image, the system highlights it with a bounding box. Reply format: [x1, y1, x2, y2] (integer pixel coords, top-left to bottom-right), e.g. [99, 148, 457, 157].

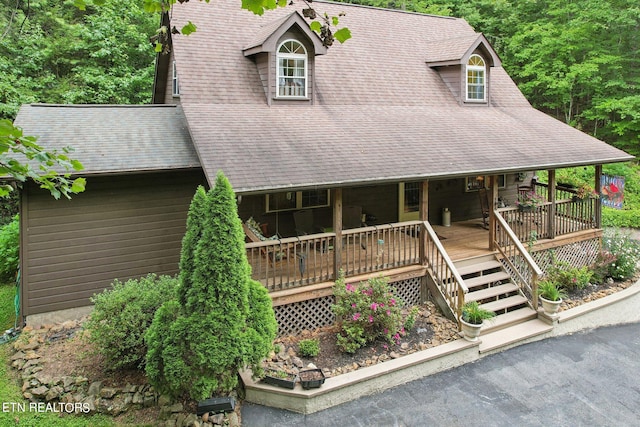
[602, 229, 640, 280]
[85, 274, 178, 371]
[545, 260, 593, 290]
[0, 215, 19, 282]
[298, 339, 320, 357]
[145, 175, 277, 400]
[332, 274, 405, 353]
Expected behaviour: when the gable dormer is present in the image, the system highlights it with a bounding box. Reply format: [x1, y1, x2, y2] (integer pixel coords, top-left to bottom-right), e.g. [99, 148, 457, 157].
[425, 34, 501, 106]
[243, 12, 327, 105]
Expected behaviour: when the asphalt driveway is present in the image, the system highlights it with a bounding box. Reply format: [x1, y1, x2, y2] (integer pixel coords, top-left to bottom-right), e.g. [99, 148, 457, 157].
[242, 322, 640, 426]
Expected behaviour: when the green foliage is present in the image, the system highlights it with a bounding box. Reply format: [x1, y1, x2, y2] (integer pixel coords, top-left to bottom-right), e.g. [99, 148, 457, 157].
[0, 215, 19, 282]
[298, 339, 320, 358]
[536, 279, 567, 302]
[461, 301, 495, 325]
[0, 282, 16, 331]
[0, 120, 85, 199]
[404, 306, 420, 331]
[546, 261, 593, 291]
[602, 229, 640, 280]
[85, 274, 178, 371]
[145, 173, 277, 400]
[0, 0, 157, 121]
[332, 274, 405, 353]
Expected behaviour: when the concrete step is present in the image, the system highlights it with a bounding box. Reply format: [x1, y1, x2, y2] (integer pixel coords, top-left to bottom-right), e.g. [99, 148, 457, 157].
[456, 260, 503, 277]
[465, 271, 512, 290]
[479, 319, 552, 353]
[466, 283, 519, 302]
[480, 294, 528, 313]
[481, 307, 538, 334]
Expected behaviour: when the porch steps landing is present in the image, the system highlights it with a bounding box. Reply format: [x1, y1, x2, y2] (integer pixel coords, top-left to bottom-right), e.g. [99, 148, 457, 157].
[455, 255, 538, 336]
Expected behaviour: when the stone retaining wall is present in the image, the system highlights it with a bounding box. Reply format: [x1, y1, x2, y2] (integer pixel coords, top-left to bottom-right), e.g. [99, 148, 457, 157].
[9, 321, 240, 427]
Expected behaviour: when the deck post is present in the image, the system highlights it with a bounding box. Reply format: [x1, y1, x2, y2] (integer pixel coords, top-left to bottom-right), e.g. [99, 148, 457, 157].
[419, 180, 428, 264]
[488, 175, 498, 251]
[595, 165, 602, 228]
[547, 169, 556, 239]
[332, 188, 343, 280]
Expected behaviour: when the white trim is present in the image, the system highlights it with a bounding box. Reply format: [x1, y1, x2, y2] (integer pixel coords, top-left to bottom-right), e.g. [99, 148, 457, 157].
[172, 60, 180, 97]
[276, 39, 308, 99]
[465, 54, 486, 102]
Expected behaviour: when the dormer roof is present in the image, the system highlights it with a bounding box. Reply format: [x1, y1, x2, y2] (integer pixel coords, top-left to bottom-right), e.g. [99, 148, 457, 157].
[425, 33, 501, 67]
[243, 11, 328, 57]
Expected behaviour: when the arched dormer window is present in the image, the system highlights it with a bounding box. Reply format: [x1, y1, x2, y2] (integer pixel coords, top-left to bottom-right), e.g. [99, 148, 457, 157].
[466, 54, 486, 102]
[277, 40, 307, 98]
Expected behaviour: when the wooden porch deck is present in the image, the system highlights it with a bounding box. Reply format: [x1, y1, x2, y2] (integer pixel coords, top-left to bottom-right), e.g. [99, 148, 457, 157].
[432, 219, 493, 261]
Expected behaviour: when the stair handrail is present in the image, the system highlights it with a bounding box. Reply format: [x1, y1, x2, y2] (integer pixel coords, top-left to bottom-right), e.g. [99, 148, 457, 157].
[422, 221, 468, 324]
[493, 210, 543, 310]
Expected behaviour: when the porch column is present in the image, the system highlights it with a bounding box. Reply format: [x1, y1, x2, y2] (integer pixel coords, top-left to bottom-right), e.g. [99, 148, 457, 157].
[419, 180, 428, 265]
[488, 175, 498, 251]
[595, 165, 603, 228]
[332, 188, 343, 279]
[547, 169, 556, 239]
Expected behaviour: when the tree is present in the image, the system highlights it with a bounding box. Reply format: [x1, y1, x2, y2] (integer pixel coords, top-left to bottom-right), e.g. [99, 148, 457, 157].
[0, 120, 85, 199]
[145, 173, 277, 400]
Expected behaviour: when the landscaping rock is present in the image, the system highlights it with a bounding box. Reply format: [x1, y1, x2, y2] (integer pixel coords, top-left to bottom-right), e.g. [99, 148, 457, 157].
[99, 386, 118, 399]
[45, 385, 64, 401]
[30, 385, 49, 398]
[87, 381, 103, 397]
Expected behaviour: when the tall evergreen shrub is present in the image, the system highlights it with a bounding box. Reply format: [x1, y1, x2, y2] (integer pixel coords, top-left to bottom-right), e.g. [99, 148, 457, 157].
[145, 172, 277, 400]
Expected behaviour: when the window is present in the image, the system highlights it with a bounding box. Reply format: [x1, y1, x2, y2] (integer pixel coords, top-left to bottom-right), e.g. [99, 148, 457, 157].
[466, 54, 485, 102]
[465, 175, 506, 192]
[277, 40, 307, 98]
[172, 60, 180, 97]
[266, 189, 329, 212]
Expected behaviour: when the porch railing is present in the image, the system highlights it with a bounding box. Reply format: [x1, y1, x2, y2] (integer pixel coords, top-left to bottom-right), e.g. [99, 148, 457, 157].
[246, 221, 423, 292]
[246, 232, 336, 292]
[498, 198, 597, 242]
[342, 221, 422, 276]
[423, 221, 467, 324]
[493, 211, 543, 309]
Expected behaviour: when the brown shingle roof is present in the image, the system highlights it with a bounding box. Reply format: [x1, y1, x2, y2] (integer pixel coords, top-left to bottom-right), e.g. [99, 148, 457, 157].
[14, 104, 200, 175]
[167, 0, 632, 192]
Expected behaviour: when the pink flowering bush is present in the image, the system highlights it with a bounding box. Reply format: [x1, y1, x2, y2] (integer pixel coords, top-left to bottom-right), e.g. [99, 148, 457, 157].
[332, 274, 405, 353]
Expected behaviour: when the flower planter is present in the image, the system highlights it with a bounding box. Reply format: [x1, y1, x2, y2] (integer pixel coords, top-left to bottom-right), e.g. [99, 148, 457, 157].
[299, 369, 325, 389]
[261, 370, 297, 389]
[540, 296, 562, 315]
[460, 318, 482, 342]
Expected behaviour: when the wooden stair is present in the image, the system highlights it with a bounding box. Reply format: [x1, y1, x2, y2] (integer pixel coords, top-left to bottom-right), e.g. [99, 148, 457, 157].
[455, 254, 538, 335]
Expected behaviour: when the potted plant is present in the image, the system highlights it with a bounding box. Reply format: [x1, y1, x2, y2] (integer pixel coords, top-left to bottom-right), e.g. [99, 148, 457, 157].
[299, 369, 325, 389]
[573, 184, 598, 201]
[536, 280, 567, 315]
[261, 369, 297, 389]
[459, 301, 495, 342]
[516, 190, 544, 212]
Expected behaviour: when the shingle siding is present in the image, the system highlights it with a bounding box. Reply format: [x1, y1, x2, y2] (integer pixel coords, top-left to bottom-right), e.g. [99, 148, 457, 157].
[21, 171, 204, 316]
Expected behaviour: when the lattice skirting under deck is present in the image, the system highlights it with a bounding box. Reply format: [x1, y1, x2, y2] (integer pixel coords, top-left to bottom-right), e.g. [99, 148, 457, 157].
[532, 237, 601, 274]
[273, 276, 424, 337]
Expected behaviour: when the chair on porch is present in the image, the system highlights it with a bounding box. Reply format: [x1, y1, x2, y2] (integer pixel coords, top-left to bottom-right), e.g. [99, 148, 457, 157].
[293, 209, 317, 236]
[243, 217, 292, 266]
[344, 206, 367, 249]
[478, 188, 490, 229]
